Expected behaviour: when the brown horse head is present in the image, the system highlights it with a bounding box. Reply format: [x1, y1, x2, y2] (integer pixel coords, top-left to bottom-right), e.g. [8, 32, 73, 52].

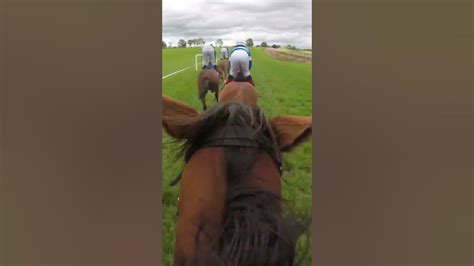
[219, 81, 258, 106]
[197, 69, 221, 111]
[163, 95, 312, 266]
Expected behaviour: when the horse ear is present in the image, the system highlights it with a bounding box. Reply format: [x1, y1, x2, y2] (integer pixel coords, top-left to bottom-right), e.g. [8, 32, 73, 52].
[269, 115, 312, 152]
[162, 95, 199, 139]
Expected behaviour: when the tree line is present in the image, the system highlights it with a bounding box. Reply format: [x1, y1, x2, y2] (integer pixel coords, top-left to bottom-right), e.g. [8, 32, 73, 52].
[162, 38, 205, 48]
[162, 38, 299, 50]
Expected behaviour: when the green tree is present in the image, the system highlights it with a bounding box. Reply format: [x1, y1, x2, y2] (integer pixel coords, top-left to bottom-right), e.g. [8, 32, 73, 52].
[215, 39, 223, 47]
[188, 39, 193, 47]
[162, 41, 167, 48]
[261, 42, 268, 47]
[246, 38, 254, 47]
[194, 38, 204, 46]
[178, 39, 187, 48]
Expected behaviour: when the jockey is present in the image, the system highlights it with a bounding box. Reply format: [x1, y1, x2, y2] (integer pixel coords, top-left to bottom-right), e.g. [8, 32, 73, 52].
[202, 44, 217, 70]
[227, 41, 253, 85]
[221, 47, 229, 59]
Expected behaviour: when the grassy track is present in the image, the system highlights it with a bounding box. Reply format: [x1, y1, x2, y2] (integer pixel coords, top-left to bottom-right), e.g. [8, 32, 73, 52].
[162, 47, 312, 265]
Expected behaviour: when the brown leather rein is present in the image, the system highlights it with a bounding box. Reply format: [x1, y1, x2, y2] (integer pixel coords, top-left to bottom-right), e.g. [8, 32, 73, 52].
[169, 125, 283, 186]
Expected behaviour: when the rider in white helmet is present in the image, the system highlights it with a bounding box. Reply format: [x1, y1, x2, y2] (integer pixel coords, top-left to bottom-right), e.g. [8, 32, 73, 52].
[221, 47, 229, 59]
[202, 43, 217, 70]
[227, 41, 254, 86]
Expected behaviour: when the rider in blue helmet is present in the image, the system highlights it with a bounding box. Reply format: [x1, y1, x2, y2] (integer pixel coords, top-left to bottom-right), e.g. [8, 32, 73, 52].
[227, 41, 254, 86]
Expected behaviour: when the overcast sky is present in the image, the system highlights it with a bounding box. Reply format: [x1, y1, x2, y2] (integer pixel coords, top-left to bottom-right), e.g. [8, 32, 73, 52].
[163, 0, 312, 48]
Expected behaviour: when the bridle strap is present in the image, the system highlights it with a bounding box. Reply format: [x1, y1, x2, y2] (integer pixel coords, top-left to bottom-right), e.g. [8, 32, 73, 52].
[169, 125, 283, 186]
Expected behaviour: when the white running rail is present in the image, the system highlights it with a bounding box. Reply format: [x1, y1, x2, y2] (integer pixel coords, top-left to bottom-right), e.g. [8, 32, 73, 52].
[162, 66, 192, 79]
[195, 54, 202, 71]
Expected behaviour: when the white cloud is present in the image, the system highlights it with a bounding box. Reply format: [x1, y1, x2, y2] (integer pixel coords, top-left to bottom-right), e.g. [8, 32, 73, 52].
[163, 0, 312, 48]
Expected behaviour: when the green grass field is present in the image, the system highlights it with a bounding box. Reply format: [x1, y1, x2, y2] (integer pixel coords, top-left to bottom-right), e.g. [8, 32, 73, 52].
[162, 47, 312, 265]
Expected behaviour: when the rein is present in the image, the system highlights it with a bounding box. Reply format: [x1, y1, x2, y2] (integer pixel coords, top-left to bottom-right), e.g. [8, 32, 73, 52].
[169, 125, 283, 186]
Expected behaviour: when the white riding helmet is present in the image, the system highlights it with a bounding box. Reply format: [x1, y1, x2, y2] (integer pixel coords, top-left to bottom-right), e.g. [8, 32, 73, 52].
[236, 41, 246, 46]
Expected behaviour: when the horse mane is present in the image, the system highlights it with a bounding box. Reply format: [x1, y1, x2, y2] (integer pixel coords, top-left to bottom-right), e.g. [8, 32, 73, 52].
[176, 102, 310, 266]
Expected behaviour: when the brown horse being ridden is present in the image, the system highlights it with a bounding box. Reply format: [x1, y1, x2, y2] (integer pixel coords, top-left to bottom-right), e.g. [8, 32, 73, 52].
[197, 67, 221, 111]
[219, 75, 257, 105]
[163, 91, 312, 266]
[217, 58, 229, 85]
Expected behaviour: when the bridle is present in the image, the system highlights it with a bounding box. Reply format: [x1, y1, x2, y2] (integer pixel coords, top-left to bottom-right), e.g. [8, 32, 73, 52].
[169, 124, 283, 186]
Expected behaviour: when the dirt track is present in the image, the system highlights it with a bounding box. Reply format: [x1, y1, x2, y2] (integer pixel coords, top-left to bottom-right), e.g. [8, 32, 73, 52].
[263, 48, 312, 63]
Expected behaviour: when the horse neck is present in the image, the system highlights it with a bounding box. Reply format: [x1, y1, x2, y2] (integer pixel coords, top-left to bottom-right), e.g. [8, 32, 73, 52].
[234, 151, 282, 198]
[175, 148, 228, 265]
[178, 147, 291, 265]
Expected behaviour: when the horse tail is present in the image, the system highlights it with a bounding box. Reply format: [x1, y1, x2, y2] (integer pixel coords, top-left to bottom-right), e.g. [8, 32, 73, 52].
[198, 78, 209, 100]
